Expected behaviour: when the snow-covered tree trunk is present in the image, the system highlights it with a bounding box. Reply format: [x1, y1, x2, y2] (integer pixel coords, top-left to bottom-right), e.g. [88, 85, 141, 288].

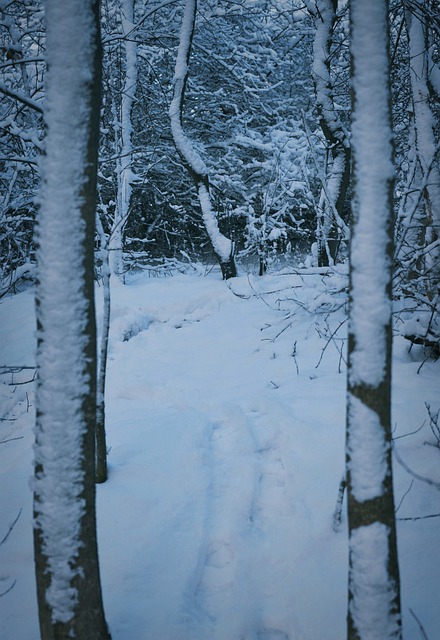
[34, 1, 110, 638]
[108, 0, 137, 282]
[96, 213, 110, 484]
[310, 0, 350, 267]
[346, 2, 402, 639]
[169, 0, 236, 279]
[404, 5, 440, 292]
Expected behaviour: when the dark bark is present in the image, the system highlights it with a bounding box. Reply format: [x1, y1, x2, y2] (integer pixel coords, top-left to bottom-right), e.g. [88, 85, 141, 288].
[220, 252, 238, 280]
[96, 403, 109, 484]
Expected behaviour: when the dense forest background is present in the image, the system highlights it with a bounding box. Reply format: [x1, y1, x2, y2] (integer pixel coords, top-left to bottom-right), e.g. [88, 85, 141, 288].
[1, 0, 438, 355]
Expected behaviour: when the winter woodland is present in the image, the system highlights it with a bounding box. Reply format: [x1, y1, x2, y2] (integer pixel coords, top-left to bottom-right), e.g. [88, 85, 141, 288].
[0, 1, 439, 639]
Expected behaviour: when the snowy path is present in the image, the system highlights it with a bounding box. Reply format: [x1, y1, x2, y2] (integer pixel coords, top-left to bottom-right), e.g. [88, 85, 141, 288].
[96, 272, 348, 640]
[93, 278, 344, 640]
[1, 270, 439, 639]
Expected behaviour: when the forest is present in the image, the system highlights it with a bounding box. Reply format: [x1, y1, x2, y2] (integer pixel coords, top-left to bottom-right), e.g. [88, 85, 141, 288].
[0, 1, 439, 639]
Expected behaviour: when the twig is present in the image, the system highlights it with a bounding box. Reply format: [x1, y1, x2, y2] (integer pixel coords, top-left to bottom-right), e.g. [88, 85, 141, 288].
[0, 508, 22, 546]
[8, 370, 37, 385]
[417, 352, 438, 375]
[395, 479, 414, 513]
[265, 321, 293, 341]
[393, 445, 440, 491]
[291, 340, 300, 375]
[392, 421, 425, 440]
[0, 436, 24, 444]
[397, 513, 440, 522]
[246, 274, 280, 310]
[0, 579, 17, 598]
[0, 366, 35, 371]
[409, 608, 429, 640]
[425, 402, 440, 446]
[315, 318, 347, 369]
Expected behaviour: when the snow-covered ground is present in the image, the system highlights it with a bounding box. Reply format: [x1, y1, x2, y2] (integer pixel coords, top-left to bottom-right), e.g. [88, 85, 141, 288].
[1, 266, 439, 639]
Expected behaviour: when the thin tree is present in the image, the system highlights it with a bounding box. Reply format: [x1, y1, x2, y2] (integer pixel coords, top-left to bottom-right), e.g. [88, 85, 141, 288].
[108, 0, 138, 282]
[169, 0, 237, 279]
[403, 2, 440, 310]
[346, 1, 402, 639]
[33, 0, 110, 637]
[96, 213, 111, 484]
[309, 0, 351, 267]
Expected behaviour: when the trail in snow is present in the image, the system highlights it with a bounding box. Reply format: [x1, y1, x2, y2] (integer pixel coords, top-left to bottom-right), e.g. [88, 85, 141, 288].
[0, 268, 439, 640]
[97, 270, 348, 640]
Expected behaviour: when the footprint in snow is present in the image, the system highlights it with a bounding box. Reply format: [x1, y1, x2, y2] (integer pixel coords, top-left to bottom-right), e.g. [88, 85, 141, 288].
[198, 540, 236, 591]
[251, 454, 286, 524]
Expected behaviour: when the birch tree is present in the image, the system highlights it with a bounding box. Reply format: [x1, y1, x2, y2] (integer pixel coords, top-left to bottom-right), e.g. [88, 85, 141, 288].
[397, 2, 440, 348]
[309, 0, 350, 267]
[169, 0, 236, 279]
[346, 1, 402, 638]
[33, 1, 110, 637]
[107, 0, 138, 282]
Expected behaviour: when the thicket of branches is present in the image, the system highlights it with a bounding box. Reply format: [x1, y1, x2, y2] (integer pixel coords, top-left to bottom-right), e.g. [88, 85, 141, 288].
[1, 0, 438, 349]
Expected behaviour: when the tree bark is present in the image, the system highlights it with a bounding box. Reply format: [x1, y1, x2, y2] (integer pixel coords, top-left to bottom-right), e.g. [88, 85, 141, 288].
[346, 1, 402, 638]
[33, 1, 110, 637]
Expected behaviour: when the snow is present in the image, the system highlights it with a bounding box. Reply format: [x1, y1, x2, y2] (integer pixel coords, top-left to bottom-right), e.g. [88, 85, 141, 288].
[349, 523, 401, 639]
[347, 395, 388, 501]
[0, 268, 439, 639]
[198, 183, 232, 261]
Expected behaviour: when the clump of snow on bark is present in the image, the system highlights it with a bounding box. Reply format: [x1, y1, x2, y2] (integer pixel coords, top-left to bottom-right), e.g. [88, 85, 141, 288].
[169, 0, 207, 176]
[169, 90, 207, 176]
[198, 183, 232, 262]
[349, 0, 394, 389]
[347, 395, 388, 501]
[350, 523, 401, 639]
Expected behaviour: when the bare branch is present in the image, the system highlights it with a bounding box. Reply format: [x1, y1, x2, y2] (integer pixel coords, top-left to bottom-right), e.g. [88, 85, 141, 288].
[0, 508, 22, 546]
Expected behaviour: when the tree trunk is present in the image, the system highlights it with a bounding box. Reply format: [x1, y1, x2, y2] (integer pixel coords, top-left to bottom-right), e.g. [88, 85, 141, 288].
[311, 0, 350, 267]
[404, 5, 440, 292]
[169, 0, 236, 279]
[33, 1, 110, 637]
[108, 0, 138, 282]
[346, 1, 402, 638]
[96, 214, 110, 484]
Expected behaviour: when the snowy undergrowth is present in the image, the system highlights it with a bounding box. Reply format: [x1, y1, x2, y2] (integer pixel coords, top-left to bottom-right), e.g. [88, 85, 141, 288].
[0, 269, 439, 639]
